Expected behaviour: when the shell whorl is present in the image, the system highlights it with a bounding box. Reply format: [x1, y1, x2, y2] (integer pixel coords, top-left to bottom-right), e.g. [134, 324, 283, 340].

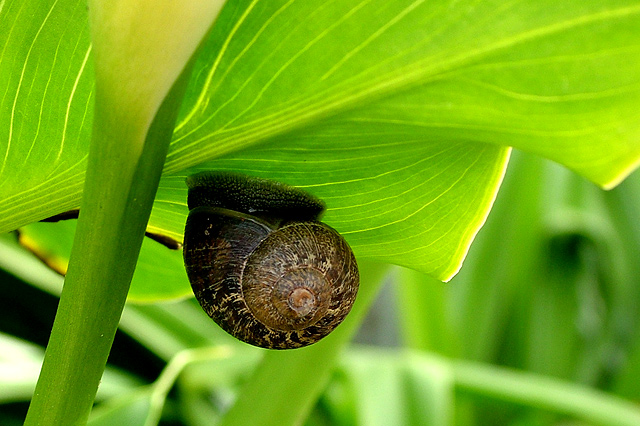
[183, 172, 359, 349]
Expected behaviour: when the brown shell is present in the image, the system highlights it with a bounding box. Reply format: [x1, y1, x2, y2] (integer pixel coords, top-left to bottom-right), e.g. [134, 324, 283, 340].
[183, 206, 359, 349]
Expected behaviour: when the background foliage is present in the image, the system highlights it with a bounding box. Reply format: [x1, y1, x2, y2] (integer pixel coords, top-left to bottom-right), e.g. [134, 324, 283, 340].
[1, 0, 640, 424]
[2, 153, 640, 425]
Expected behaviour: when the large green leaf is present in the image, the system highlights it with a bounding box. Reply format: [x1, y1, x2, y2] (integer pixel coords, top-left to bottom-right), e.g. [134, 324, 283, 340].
[166, 0, 640, 183]
[2, 0, 640, 283]
[0, 0, 93, 224]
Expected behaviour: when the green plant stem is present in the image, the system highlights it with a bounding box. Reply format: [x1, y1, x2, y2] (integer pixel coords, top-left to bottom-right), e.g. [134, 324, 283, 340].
[23, 60, 191, 426]
[453, 360, 640, 426]
[145, 346, 233, 426]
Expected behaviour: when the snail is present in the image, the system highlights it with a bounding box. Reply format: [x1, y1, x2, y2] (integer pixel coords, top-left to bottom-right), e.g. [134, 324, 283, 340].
[182, 171, 359, 349]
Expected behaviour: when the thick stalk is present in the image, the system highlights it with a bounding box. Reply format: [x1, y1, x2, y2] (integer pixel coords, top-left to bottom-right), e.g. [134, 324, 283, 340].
[23, 76, 187, 426]
[23, 2, 225, 423]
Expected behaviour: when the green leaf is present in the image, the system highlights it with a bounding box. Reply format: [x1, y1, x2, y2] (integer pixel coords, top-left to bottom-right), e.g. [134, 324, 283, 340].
[167, 0, 640, 183]
[18, 220, 190, 301]
[0, 0, 93, 225]
[3, 0, 640, 283]
[88, 391, 153, 426]
[324, 350, 640, 426]
[454, 359, 640, 426]
[331, 350, 454, 426]
[88, 346, 234, 426]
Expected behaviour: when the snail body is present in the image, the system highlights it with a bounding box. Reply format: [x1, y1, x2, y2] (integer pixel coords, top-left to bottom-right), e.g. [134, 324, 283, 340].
[183, 172, 359, 349]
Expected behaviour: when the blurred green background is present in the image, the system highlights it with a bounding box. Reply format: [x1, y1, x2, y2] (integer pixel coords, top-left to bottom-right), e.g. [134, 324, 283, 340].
[1, 150, 640, 425]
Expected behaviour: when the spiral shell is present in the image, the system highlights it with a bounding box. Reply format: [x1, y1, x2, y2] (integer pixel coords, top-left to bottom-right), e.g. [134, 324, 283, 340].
[183, 172, 359, 349]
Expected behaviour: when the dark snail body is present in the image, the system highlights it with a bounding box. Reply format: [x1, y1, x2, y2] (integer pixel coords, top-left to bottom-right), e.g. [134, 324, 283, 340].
[183, 172, 359, 349]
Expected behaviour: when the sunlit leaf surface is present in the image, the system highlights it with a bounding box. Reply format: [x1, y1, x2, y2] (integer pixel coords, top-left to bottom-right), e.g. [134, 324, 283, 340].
[2, 0, 640, 288]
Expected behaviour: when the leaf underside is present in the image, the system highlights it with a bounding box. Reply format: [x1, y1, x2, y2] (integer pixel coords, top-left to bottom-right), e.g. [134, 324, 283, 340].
[2, 0, 640, 293]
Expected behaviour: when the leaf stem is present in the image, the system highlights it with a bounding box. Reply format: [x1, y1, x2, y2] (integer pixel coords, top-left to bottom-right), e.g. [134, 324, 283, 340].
[145, 346, 233, 426]
[23, 39, 196, 426]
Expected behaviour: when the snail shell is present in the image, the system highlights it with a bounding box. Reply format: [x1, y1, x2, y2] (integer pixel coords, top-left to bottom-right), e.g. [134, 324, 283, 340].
[183, 172, 359, 349]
